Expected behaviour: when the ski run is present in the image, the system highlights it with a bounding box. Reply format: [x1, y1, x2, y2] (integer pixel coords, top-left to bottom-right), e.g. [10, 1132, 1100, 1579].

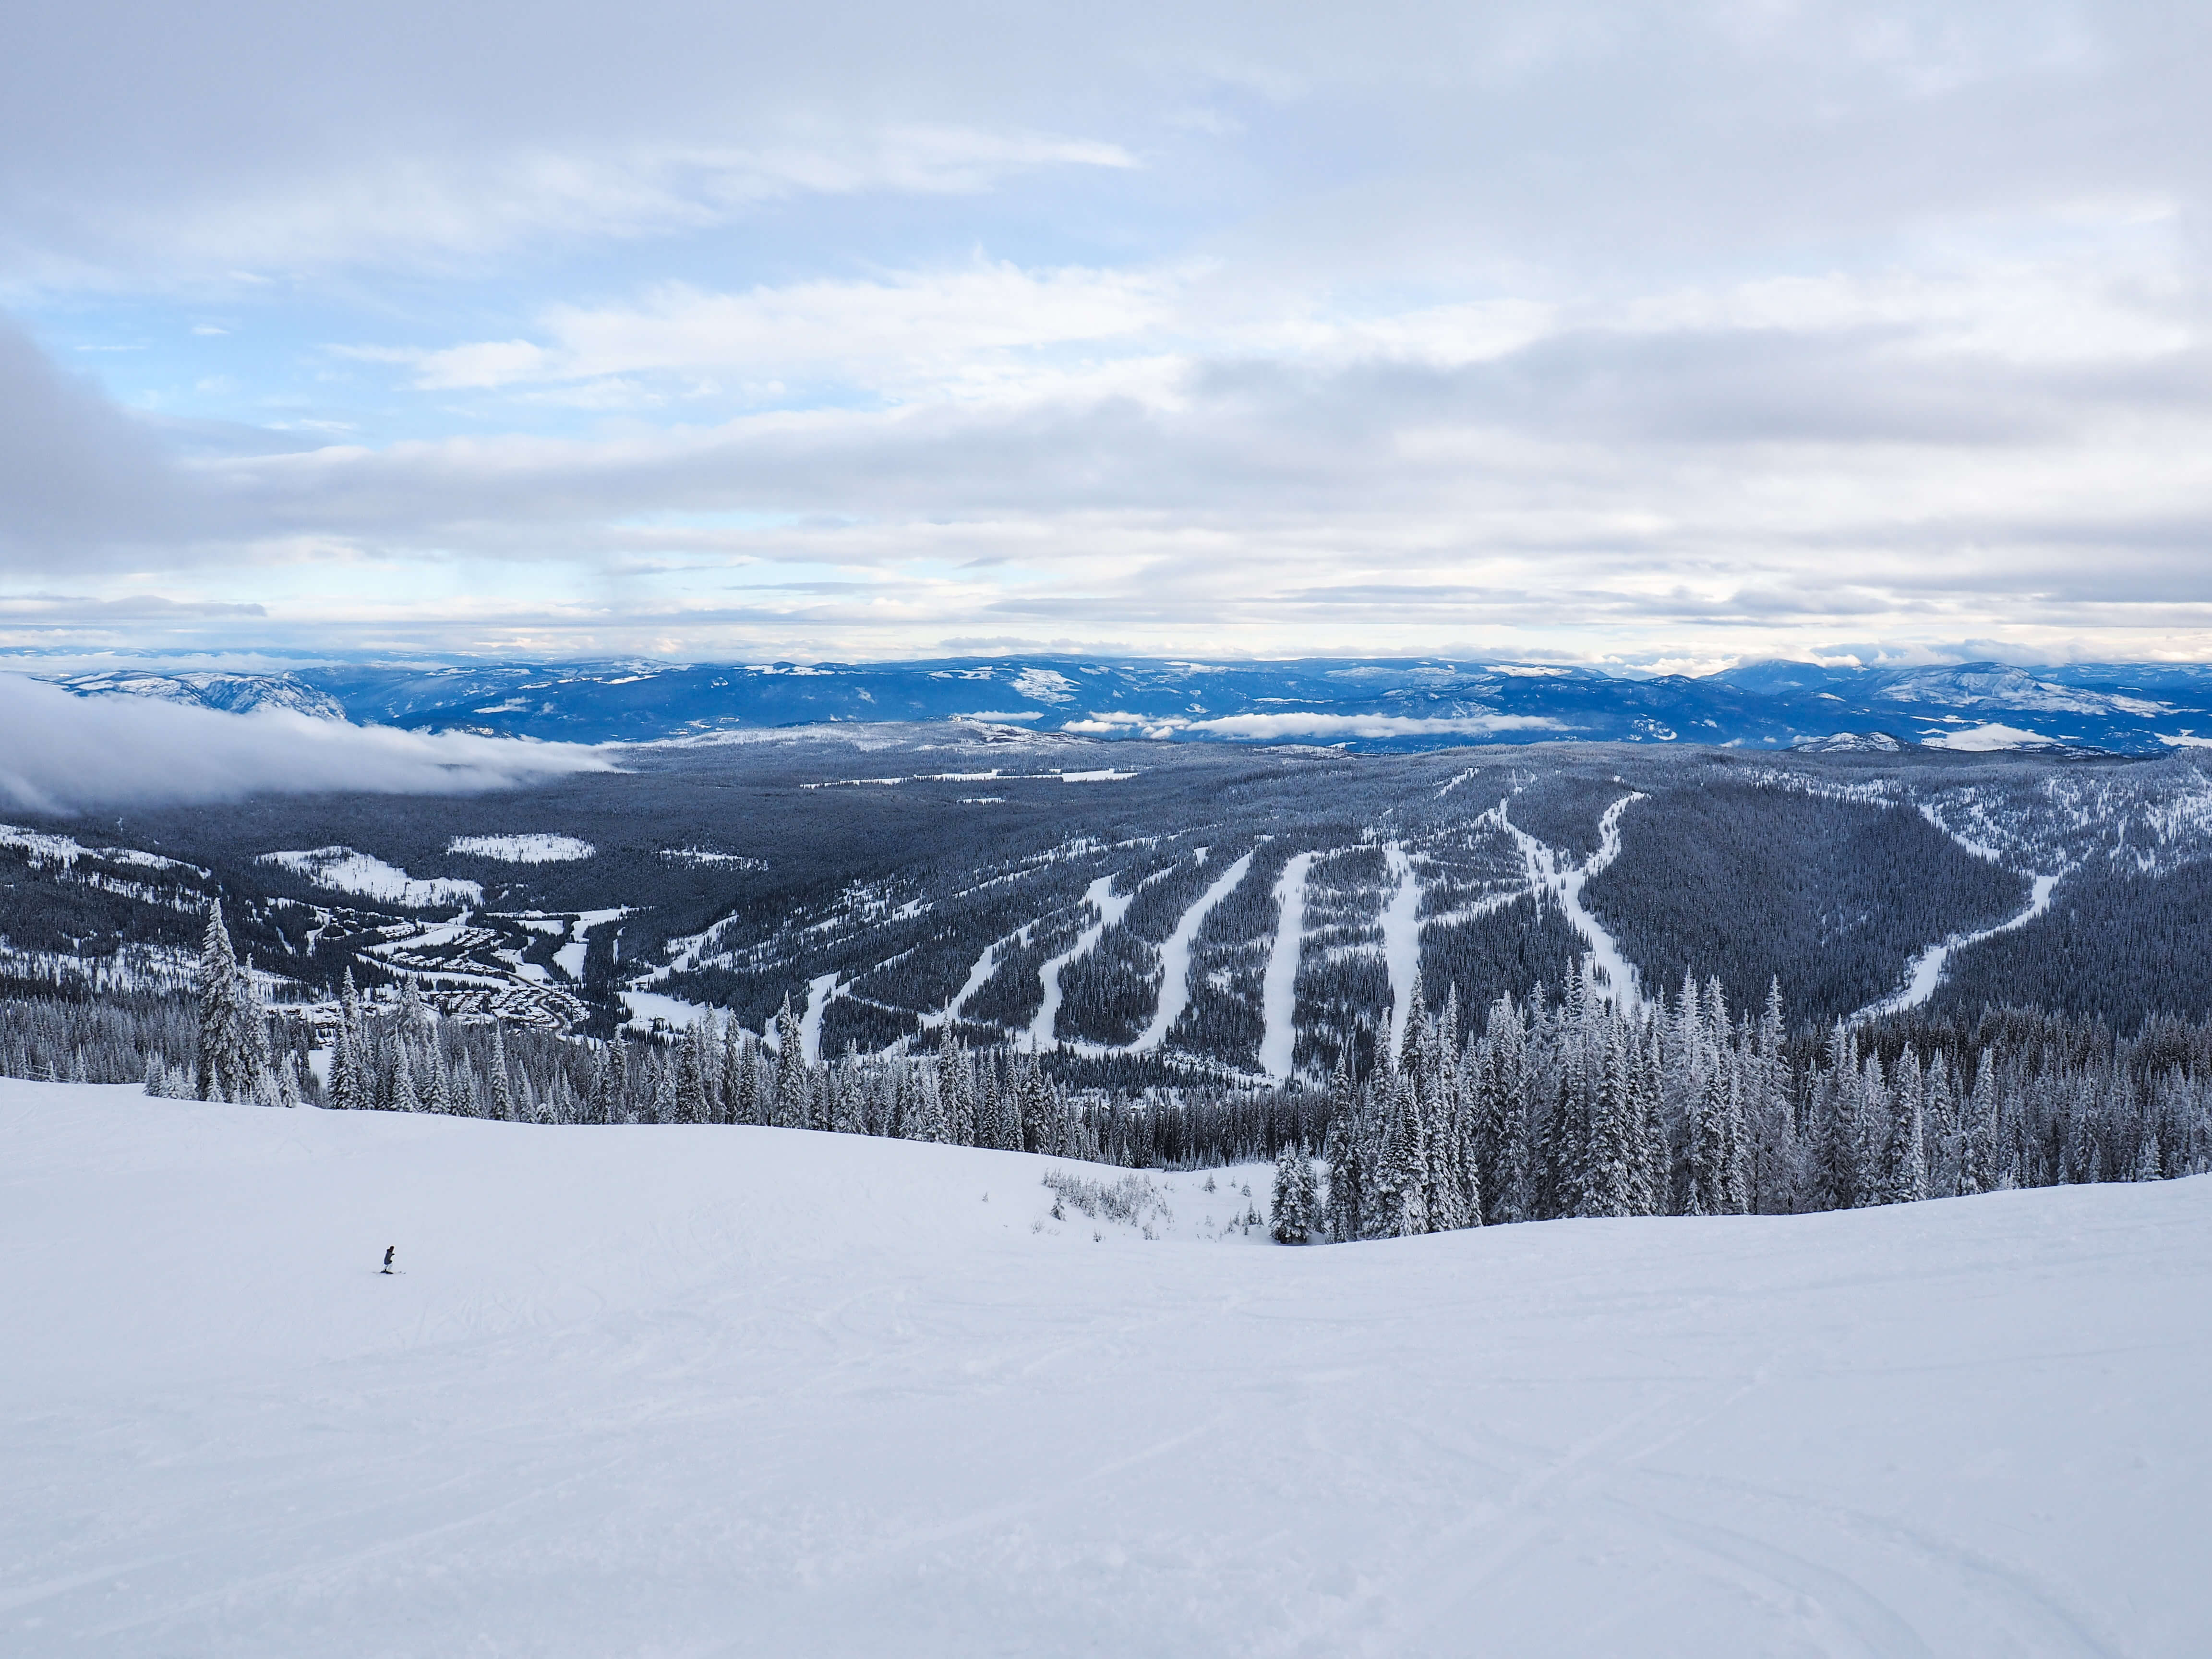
[1380, 843, 1424, 1055]
[1259, 852, 1316, 1082]
[1128, 849, 1253, 1055]
[2, 1079, 2204, 1658]
[1495, 794, 1647, 1013]
[1856, 873, 2063, 1021]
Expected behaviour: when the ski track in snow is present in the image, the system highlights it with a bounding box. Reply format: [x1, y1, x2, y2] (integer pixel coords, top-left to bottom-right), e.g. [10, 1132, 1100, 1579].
[1028, 877, 1134, 1050]
[1258, 853, 1315, 1082]
[1127, 850, 1254, 1055]
[1855, 874, 2061, 1022]
[1381, 844, 1424, 1055]
[1494, 795, 1647, 1012]
[4, 1082, 2201, 1659]
[799, 971, 842, 1063]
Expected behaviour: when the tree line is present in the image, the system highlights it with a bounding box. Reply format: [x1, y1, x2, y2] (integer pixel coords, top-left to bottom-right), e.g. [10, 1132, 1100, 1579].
[4, 909, 2210, 1230]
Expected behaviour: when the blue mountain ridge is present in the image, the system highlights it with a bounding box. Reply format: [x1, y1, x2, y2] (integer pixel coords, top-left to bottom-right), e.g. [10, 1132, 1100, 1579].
[37, 657, 2212, 754]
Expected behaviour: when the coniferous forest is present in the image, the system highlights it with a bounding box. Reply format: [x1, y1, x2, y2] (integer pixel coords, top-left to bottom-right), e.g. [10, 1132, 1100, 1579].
[8, 901, 2207, 1243]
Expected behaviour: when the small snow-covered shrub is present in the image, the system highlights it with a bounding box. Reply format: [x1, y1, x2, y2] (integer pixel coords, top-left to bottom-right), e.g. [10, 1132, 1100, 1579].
[1041, 1170, 1172, 1232]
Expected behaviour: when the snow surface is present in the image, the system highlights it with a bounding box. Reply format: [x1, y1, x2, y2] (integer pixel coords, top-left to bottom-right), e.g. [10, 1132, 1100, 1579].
[3, 1082, 2205, 1657]
[922, 929, 1014, 1030]
[798, 970, 841, 1062]
[258, 846, 482, 908]
[1919, 722, 2057, 751]
[1380, 842, 1424, 1053]
[620, 987, 717, 1033]
[446, 834, 597, 863]
[659, 847, 769, 869]
[0, 823, 203, 875]
[1259, 852, 1315, 1081]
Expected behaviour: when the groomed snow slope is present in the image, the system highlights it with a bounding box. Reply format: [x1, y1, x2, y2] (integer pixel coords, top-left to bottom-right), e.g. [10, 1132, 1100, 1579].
[3, 1082, 2206, 1658]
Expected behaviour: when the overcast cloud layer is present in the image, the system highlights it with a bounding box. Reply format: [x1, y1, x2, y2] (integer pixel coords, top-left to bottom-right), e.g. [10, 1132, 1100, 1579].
[0, 677, 610, 812]
[2, 0, 2208, 667]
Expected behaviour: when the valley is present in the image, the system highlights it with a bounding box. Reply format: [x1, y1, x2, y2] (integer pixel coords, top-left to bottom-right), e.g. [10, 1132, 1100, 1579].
[10, 724, 2212, 1073]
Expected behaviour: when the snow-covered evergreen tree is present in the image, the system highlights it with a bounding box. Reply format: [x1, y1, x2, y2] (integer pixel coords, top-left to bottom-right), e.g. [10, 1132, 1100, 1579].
[194, 902, 272, 1104]
[1270, 1142, 1317, 1242]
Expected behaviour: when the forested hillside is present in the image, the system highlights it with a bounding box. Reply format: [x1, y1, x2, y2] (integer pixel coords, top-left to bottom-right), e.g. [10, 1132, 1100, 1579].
[10, 732, 2212, 1087]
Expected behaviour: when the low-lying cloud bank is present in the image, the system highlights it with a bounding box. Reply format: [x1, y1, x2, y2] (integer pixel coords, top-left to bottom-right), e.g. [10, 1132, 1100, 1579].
[0, 673, 613, 813]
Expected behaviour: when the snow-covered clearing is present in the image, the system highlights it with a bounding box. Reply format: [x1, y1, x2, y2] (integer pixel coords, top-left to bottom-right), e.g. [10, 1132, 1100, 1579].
[1259, 852, 1315, 1081]
[620, 988, 718, 1033]
[0, 824, 204, 875]
[259, 846, 482, 908]
[1920, 722, 2056, 751]
[1128, 849, 1254, 1054]
[446, 834, 596, 863]
[1028, 876, 1134, 1049]
[1855, 874, 2062, 1021]
[1380, 842, 1424, 1052]
[1495, 796, 1647, 1012]
[659, 847, 768, 869]
[2, 1082, 2203, 1657]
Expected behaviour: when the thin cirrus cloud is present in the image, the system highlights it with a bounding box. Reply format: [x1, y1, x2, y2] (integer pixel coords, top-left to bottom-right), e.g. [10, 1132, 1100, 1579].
[359, 263, 1175, 394]
[0, 0, 2209, 663]
[12, 128, 1139, 284]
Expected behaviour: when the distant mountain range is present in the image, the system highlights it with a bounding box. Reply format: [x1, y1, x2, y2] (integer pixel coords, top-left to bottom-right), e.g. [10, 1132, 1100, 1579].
[34, 656, 2212, 754]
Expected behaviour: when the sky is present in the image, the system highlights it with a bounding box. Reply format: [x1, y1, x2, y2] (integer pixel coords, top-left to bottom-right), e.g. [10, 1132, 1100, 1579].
[1, 0, 2208, 671]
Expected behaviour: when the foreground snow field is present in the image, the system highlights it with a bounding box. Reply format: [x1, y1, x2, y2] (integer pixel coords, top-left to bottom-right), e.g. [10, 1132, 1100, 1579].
[2, 1082, 2206, 1657]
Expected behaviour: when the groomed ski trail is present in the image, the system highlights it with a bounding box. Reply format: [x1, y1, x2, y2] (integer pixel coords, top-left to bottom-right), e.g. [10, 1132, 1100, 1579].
[798, 972, 841, 1063]
[1128, 850, 1255, 1055]
[1381, 844, 1423, 1055]
[1854, 874, 2060, 1022]
[1258, 853, 1315, 1082]
[1028, 877, 1134, 1050]
[923, 928, 1022, 1033]
[1494, 794, 1647, 1013]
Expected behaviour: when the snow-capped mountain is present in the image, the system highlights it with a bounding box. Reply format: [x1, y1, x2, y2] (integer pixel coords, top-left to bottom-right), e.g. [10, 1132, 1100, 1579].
[32, 655, 2212, 753]
[50, 669, 347, 721]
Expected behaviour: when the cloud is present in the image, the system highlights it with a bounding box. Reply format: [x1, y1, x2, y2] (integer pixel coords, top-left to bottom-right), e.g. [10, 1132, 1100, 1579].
[4, 0, 2212, 665]
[368, 262, 1171, 393]
[0, 674, 613, 813]
[0, 316, 191, 557]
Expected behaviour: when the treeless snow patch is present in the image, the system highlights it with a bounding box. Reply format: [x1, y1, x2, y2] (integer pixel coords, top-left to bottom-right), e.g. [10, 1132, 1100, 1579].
[1920, 722, 2056, 750]
[259, 846, 481, 908]
[447, 834, 596, 863]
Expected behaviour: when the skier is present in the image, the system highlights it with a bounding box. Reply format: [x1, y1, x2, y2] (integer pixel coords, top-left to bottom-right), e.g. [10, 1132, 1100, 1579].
[382, 1246, 396, 1274]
